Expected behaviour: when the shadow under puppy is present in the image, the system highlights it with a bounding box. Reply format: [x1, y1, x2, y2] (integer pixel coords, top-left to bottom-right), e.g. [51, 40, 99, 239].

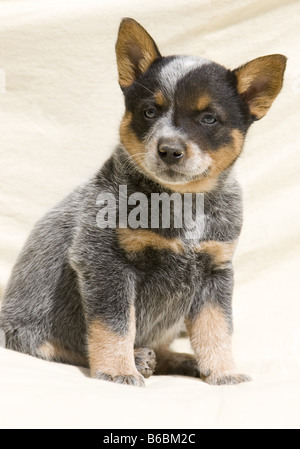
[0, 19, 286, 386]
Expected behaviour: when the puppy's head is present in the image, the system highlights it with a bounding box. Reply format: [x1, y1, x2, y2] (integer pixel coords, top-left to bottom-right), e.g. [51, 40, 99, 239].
[116, 18, 287, 193]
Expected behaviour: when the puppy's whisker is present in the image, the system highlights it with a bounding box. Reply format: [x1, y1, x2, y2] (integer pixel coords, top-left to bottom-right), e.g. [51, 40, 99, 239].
[134, 82, 156, 96]
[123, 153, 146, 169]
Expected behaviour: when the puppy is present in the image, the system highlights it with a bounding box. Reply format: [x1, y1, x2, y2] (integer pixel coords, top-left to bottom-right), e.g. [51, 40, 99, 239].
[0, 18, 286, 386]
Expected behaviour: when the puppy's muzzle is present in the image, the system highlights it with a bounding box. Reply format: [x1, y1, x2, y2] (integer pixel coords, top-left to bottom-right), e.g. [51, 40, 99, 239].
[157, 138, 186, 165]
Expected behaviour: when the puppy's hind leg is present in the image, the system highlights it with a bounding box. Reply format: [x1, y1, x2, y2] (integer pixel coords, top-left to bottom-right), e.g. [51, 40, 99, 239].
[36, 341, 88, 367]
[154, 346, 200, 378]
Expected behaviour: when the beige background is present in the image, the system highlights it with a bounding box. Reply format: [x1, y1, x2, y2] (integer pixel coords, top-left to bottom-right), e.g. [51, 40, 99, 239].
[0, 0, 300, 429]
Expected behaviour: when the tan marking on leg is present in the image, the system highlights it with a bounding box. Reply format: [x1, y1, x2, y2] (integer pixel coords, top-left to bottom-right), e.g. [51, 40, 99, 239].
[37, 341, 56, 359]
[186, 304, 236, 382]
[37, 342, 88, 367]
[37, 341, 57, 361]
[195, 241, 237, 267]
[88, 304, 141, 381]
[117, 228, 184, 254]
[196, 94, 211, 111]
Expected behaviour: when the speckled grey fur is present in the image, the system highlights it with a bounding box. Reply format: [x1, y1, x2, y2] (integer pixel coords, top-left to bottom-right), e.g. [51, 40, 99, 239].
[0, 147, 241, 357]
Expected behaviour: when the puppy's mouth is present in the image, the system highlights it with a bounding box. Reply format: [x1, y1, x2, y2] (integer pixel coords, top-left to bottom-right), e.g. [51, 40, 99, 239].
[146, 162, 211, 185]
[142, 140, 213, 186]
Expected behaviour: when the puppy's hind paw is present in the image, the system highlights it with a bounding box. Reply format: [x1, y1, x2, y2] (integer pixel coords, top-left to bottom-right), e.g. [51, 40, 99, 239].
[134, 347, 156, 378]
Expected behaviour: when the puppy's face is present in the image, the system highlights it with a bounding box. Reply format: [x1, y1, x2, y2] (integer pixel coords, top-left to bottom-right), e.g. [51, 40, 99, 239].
[116, 19, 286, 192]
[120, 56, 247, 191]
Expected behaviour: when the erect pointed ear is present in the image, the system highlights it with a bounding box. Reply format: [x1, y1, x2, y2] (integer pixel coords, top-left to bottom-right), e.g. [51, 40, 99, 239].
[116, 18, 161, 89]
[234, 54, 287, 120]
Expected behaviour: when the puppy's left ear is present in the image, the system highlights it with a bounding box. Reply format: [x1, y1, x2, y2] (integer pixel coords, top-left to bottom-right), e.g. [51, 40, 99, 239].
[234, 54, 287, 120]
[116, 18, 161, 89]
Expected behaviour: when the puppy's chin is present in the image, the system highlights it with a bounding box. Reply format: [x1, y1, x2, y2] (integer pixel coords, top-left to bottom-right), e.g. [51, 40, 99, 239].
[152, 169, 192, 185]
[144, 161, 210, 186]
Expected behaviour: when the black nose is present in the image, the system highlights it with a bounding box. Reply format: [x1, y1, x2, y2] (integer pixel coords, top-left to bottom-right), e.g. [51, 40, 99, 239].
[158, 140, 186, 165]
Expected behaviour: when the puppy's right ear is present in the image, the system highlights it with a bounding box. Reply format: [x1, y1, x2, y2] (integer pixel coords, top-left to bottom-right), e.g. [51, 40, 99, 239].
[234, 55, 287, 120]
[116, 18, 161, 89]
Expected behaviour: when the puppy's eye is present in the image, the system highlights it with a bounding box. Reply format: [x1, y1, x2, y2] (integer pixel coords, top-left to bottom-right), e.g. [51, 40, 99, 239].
[200, 114, 217, 125]
[144, 108, 158, 120]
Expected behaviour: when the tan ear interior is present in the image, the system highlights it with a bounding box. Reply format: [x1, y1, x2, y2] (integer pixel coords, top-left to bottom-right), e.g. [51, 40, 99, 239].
[116, 18, 161, 89]
[235, 54, 287, 119]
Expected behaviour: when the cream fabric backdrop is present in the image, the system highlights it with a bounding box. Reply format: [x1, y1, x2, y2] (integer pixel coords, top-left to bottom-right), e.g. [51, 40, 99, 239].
[0, 0, 299, 429]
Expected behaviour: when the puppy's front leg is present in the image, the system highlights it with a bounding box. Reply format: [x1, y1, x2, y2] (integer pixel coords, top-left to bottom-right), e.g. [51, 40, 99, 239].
[186, 266, 250, 386]
[88, 304, 144, 387]
[70, 243, 144, 387]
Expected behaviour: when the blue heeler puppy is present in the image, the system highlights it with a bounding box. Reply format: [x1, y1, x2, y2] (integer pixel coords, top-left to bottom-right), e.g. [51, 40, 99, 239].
[0, 19, 287, 386]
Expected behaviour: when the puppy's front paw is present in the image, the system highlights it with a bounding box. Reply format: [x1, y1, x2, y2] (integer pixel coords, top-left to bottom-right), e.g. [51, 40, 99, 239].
[94, 371, 145, 387]
[113, 374, 145, 387]
[134, 347, 156, 378]
[201, 371, 251, 386]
